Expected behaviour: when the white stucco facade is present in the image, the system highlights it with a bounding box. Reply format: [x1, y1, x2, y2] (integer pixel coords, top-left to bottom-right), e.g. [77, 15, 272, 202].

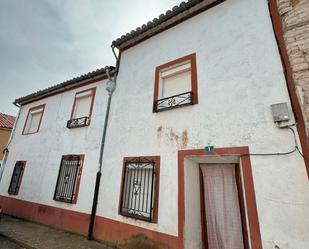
[0, 0, 308, 248]
[0, 79, 109, 213]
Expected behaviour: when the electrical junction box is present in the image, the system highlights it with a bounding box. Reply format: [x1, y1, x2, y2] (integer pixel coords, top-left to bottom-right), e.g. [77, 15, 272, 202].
[270, 103, 290, 122]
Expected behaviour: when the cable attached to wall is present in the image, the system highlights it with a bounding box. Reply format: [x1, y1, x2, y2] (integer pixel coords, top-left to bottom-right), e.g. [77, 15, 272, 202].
[240, 124, 309, 162]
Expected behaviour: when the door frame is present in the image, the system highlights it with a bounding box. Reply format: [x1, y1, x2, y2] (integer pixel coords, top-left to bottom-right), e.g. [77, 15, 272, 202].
[178, 146, 262, 249]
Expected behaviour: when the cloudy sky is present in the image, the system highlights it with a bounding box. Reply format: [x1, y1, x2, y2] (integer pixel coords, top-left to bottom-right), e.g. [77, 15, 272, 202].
[0, 0, 180, 116]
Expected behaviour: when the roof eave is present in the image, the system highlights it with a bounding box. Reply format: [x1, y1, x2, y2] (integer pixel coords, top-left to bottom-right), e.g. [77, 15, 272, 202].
[14, 67, 115, 106]
[112, 0, 224, 50]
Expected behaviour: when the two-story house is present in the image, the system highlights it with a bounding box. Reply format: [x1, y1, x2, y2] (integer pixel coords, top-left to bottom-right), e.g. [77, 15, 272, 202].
[0, 0, 308, 249]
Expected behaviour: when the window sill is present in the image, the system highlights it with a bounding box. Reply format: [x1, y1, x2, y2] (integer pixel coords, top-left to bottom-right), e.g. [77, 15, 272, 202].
[54, 197, 75, 204]
[8, 192, 18, 196]
[120, 211, 155, 223]
[153, 91, 194, 112]
[22, 131, 39, 135]
[67, 117, 90, 129]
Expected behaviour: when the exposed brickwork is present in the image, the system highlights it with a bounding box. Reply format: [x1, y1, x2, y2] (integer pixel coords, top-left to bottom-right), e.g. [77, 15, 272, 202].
[277, 0, 309, 134]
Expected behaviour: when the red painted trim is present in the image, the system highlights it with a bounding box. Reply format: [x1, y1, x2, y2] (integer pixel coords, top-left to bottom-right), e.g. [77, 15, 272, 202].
[153, 53, 198, 112]
[53, 154, 85, 204]
[22, 104, 46, 135]
[93, 215, 178, 247]
[198, 168, 208, 248]
[8, 161, 26, 195]
[118, 156, 160, 223]
[0, 195, 89, 235]
[69, 87, 96, 126]
[72, 154, 84, 204]
[0, 196, 179, 249]
[19, 75, 108, 106]
[235, 164, 250, 249]
[268, 0, 309, 178]
[178, 147, 263, 249]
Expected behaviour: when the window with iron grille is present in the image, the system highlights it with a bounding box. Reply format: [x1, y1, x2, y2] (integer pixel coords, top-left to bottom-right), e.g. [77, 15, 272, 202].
[120, 157, 160, 222]
[8, 161, 26, 195]
[54, 155, 83, 203]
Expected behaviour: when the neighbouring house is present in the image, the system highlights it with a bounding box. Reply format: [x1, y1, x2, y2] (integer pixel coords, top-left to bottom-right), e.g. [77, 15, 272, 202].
[0, 113, 15, 165]
[0, 0, 309, 249]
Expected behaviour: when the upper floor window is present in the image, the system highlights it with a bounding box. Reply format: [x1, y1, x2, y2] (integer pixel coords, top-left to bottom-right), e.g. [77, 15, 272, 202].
[54, 155, 84, 204]
[22, 104, 45, 135]
[67, 88, 96, 129]
[8, 161, 26, 195]
[153, 53, 198, 112]
[119, 156, 160, 223]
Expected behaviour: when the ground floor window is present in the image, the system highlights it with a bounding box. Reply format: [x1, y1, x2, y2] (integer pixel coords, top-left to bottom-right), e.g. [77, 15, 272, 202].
[119, 156, 160, 223]
[200, 163, 248, 249]
[54, 155, 84, 204]
[8, 161, 26, 195]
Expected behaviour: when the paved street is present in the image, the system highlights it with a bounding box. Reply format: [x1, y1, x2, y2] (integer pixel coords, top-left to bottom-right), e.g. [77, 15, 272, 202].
[0, 235, 25, 249]
[0, 215, 112, 249]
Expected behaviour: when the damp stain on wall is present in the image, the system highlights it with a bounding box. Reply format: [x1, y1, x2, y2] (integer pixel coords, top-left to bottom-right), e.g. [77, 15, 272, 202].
[156, 126, 189, 148]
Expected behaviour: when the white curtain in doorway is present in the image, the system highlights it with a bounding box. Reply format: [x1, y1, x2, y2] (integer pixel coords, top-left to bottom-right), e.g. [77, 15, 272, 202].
[200, 164, 245, 249]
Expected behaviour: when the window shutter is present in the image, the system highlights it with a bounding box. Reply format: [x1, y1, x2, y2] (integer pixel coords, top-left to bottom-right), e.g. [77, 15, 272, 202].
[27, 112, 42, 133]
[162, 70, 191, 98]
[73, 95, 92, 119]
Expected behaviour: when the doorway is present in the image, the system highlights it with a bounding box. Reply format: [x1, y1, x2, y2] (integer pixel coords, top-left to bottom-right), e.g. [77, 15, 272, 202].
[199, 163, 249, 249]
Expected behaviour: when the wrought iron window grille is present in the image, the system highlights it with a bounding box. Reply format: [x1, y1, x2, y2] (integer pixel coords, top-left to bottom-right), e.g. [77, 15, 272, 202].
[67, 116, 90, 129]
[8, 161, 25, 195]
[54, 155, 81, 203]
[120, 157, 156, 222]
[153, 91, 193, 112]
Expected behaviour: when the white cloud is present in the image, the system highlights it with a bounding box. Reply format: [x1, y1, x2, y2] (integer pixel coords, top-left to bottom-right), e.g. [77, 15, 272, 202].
[0, 0, 180, 115]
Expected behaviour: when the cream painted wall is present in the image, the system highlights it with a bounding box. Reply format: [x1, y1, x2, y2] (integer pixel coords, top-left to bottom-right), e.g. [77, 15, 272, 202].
[0, 129, 11, 160]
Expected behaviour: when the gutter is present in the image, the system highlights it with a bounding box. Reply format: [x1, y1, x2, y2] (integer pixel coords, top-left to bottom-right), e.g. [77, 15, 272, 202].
[87, 45, 120, 240]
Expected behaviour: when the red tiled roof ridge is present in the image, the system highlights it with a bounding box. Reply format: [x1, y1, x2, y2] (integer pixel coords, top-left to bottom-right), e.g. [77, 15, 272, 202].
[0, 112, 16, 129]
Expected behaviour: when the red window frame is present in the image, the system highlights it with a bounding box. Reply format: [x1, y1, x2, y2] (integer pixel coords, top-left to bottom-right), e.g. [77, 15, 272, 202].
[153, 53, 198, 112]
[22, 104, 46, 135]
[8, 161, 26, 195]
[53, 154, 84, 204]
[118, 156, 160, 223]
[69, 87, 96, 123]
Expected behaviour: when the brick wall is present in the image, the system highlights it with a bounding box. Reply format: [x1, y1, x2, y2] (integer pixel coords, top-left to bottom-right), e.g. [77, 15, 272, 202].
[276, 0, 309, 134]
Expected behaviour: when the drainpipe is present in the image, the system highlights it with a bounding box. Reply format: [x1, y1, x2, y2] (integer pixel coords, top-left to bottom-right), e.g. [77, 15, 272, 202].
[88, 47, 119, 240]
[0, 103, 21, 182]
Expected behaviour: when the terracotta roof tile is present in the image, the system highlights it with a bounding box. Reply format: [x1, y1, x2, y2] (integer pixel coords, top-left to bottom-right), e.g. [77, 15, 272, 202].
[0, 113, 15, 129]
[14, 66, 115, 106]
[112, 0, 222, 49]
